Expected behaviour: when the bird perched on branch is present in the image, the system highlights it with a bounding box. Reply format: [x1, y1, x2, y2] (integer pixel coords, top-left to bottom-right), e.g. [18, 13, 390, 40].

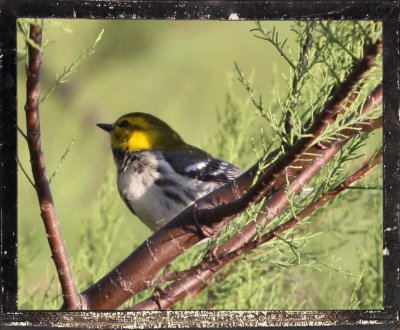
[97, 112, 243, 231]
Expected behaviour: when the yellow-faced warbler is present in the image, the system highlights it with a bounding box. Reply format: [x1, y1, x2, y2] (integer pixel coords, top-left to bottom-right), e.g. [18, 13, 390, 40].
[97, 112, 243, 231]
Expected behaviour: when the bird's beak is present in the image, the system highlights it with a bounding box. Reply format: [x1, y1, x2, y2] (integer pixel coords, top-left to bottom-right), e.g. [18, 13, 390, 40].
[96, 123, 114, 133]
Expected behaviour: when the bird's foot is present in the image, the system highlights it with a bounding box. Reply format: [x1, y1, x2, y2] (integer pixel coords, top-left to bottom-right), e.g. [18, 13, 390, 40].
[193, 205, 216, 238]
[152, 286, 167, 310]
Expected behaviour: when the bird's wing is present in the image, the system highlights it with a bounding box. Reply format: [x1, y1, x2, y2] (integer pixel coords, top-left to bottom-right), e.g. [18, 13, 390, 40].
[162, 148, 243, 183]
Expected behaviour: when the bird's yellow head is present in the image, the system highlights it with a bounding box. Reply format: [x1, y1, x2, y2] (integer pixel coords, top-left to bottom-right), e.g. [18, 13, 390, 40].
[97, 112, 186, 152]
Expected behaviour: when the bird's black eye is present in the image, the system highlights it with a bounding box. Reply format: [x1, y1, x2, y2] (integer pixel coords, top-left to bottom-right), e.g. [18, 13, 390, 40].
[118, 120, 129, 128]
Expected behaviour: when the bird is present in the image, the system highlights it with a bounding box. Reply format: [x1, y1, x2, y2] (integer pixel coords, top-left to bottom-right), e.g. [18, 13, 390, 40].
[97, 112, 243, 232]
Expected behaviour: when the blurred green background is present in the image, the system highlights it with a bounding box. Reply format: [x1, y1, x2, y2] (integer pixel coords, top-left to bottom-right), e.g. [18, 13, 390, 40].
[17, 20, 382, 309]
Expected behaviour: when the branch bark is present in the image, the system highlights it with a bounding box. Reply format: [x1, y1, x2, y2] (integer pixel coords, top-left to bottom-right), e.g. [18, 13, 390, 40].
[24, 21, 80, 310]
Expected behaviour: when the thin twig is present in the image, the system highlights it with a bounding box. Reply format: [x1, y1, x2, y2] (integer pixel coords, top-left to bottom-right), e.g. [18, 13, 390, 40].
[252, 23, 296, 70]
[40, 29, 103, 104]
[24, 21, 81, 309]
[17, 157, 35, 189]
[49, 137, 76, 184]
[285, 21, 316, 139]
[17, 125, 28, 141]
[319, 22, 360, 63]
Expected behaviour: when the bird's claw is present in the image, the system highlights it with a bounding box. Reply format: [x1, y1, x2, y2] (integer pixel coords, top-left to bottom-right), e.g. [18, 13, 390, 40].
[193, 206, 215, 238]
[205, 245, 219, 262]
[152, 286, 166, 310]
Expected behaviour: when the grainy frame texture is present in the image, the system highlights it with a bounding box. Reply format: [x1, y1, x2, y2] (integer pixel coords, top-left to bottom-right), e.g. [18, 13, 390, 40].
[0, 0, 399, 329]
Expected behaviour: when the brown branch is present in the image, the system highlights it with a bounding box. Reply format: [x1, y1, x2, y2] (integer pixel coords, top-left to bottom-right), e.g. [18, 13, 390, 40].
[149, 152, 383, 286]
[79, 41, 381, 310]
[24, 21, 80, 309]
